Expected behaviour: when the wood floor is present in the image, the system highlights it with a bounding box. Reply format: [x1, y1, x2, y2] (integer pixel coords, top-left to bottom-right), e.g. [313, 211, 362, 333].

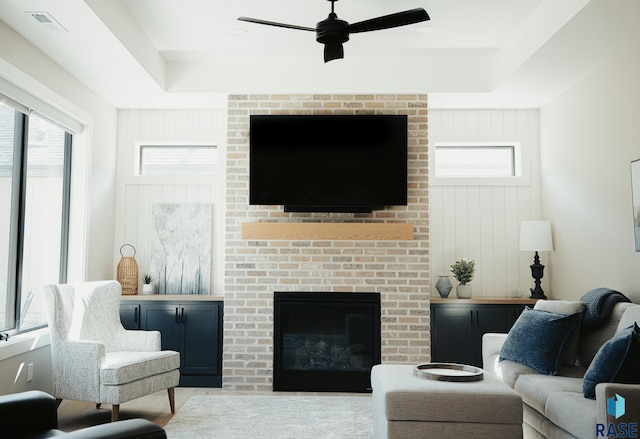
[56, 388, 370, 432]
[57, 388, 219, 432]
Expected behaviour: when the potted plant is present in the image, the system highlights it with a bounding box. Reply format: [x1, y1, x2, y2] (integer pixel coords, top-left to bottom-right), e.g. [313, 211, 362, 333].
[450, 258, 475, 298]
[141, 273, 154, 295]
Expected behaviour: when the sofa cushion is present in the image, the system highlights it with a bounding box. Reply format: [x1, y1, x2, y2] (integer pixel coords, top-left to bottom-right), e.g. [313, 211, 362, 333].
[582, 322, 640, 398]
[499, 308, 581, 375]
[534, 300, 585, 366]
[544, 385, 598, 439]
[515, 374, 583, 414]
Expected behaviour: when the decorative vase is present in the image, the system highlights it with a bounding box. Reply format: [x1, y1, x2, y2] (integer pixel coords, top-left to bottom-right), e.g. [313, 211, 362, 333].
[456, 284, 472, 299]
[435, 275, 453, 298]
[142, 284, 153, 295]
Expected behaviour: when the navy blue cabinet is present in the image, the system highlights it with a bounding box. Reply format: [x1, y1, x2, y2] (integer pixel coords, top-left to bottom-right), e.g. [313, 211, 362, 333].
[430, 300, 534, 367]
[120, 299, 223, 387]
[120, 302, 141, 329]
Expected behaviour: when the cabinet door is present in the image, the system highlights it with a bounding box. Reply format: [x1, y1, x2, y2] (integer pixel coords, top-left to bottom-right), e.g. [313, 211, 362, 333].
[120, 303, 141, 330]
[431, 305, 475, 365]
[475, 305, 520, 335]
[179, 303, 221, 376]
[472, 305, 521, 366]
[140, 303, 181, 352]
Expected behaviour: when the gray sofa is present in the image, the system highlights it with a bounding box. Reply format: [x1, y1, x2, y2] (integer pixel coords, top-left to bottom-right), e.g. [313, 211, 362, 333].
[483, 301, 640, 439]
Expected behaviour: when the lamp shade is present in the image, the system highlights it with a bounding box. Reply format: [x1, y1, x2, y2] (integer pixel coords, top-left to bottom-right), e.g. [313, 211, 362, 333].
[519, 220, 553, 252]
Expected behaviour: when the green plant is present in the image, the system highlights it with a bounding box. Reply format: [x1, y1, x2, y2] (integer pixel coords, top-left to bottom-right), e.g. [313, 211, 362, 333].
[142, 273, 153, 284]
[450, 259, 475, 285]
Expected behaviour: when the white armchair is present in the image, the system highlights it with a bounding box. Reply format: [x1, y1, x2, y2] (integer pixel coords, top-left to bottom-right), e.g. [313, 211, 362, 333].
[41, 280, 180, 422]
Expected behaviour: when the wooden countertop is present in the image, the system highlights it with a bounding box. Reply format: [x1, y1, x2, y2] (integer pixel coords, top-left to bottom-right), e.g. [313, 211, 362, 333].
[121, 294, 224, 301]
[430, 296, 538, 305]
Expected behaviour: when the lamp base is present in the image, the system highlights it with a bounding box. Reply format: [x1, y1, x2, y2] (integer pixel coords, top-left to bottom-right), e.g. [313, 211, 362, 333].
[528, 287, 547, 300]
[529, 251, 547, 300]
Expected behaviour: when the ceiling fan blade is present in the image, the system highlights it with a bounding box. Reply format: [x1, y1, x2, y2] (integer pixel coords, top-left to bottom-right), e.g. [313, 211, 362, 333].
[347, 8, 430, 34]
[238, 16, 315, 32]
[324, 43, 344, 63]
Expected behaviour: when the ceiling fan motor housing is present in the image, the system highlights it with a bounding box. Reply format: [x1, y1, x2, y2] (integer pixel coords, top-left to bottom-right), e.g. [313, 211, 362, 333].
[316, 13, 350, 44]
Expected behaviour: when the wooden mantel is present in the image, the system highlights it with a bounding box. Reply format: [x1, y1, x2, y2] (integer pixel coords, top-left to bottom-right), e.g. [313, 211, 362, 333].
[241, 222, 414, 241]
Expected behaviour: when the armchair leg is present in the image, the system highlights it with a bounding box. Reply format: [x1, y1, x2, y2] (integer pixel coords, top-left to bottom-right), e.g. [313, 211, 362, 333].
[111, 404, 119, 422]
[168, 387, 175, 414]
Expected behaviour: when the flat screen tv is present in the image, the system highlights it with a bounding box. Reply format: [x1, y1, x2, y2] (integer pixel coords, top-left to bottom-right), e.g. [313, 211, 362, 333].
[249, 114, 408, 213]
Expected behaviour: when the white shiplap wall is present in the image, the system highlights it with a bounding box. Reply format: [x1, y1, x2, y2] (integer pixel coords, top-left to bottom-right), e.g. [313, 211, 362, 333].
[113, 109, 226, 294]
[429, 109, 546, 297]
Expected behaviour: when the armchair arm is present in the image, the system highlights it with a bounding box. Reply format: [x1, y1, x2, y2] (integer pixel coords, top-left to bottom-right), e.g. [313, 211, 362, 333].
[595, 382, 640, 425]
[0, 390, 57, 434]
[53, 340, 105, 401]
[63, 419, 166, 439]
[112, 328, 161, 352]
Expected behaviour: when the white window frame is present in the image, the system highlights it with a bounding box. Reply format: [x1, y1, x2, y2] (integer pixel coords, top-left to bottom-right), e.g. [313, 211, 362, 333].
[430, 140, 530, 186]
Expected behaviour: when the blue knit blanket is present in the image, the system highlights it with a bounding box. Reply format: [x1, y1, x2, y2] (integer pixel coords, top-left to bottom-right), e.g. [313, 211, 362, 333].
[580, 287, 631, 333]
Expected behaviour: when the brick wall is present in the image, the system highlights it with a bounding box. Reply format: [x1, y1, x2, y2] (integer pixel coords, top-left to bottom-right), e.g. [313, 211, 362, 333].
[223, 94, 430, 391]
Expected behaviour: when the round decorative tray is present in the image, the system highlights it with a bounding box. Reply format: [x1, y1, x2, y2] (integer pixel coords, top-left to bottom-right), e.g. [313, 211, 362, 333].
[413, 363, 484, 382]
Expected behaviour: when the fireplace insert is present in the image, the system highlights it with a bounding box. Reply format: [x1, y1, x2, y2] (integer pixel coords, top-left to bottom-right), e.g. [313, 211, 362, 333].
[273, 292, 381, 392]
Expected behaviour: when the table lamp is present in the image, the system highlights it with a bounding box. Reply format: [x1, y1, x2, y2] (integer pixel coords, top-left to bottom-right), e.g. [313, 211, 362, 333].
[519, 220, 553, 299]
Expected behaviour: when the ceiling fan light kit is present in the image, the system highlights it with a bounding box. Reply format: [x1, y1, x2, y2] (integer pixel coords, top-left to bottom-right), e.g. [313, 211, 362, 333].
[238, 0, 430, 63]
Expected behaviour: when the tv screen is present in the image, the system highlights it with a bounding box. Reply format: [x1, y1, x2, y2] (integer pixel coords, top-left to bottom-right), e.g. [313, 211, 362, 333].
[249, 114, 408, 212]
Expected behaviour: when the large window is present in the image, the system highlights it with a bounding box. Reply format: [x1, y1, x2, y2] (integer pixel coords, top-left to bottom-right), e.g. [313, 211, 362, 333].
[0, 101, 72, 333]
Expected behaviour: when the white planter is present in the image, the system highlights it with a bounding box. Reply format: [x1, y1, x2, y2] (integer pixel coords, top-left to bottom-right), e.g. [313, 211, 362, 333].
[141, 284, 153, 295]
[456, 284, 472, 299]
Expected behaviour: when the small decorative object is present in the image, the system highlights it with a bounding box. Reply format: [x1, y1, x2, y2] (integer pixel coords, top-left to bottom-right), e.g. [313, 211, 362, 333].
[519, 220, 553, 299]
[141, 273, 153, 295]
[450, 258, 475, 299]
[117, 244, 138, 295]
[435, 275, 453, 298]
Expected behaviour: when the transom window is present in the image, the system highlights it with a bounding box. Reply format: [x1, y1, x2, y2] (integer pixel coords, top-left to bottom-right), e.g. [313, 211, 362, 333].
[434, 143, 519, 178]
[137, 144, 218, 176]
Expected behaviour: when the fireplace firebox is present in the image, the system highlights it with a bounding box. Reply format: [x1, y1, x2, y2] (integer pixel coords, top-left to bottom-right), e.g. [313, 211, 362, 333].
[273, 292, 381, 392]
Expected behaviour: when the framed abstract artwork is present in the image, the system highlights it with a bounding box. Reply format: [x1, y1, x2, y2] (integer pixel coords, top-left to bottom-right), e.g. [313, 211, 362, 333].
[150, 203, 212, 294]
[632, 159, 640, 251]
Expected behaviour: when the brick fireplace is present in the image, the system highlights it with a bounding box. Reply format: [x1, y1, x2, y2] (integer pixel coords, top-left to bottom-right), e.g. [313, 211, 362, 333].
[223, 94, 430, 391]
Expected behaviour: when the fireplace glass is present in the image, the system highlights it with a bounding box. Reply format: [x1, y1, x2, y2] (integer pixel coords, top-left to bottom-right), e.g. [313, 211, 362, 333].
[273, 292, 381, 392]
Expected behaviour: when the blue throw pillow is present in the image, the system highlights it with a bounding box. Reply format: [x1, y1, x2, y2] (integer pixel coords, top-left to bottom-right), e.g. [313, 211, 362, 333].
[499, 308, 581, 375]
[583, 323, 640, 399]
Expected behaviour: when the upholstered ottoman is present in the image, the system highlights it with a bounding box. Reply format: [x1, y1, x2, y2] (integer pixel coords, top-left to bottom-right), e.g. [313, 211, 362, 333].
[371, 364, 523, 439]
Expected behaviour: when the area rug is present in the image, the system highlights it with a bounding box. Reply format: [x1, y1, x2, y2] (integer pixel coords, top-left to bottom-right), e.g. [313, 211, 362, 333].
[164, 394, 373, 439]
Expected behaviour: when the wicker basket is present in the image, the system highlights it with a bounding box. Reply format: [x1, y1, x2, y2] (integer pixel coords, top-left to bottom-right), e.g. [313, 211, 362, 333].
[117, 244, 138, 295]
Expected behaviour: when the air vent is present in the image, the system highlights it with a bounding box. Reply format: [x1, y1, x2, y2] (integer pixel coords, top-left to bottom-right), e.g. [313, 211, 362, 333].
[26, 12, 68, 32]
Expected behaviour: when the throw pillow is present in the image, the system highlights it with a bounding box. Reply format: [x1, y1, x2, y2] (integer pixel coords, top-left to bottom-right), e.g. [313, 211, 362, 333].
[582, 322, 640, 399]
[534, 300, 586, 366]
[499, 308, 581, 375]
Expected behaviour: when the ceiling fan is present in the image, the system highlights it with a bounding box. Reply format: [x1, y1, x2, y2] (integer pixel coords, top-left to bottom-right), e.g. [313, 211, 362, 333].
[238, 0, 430, 63]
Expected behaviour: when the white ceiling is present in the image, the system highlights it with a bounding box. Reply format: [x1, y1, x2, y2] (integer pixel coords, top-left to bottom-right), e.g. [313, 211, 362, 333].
[1, 0, 639, 109]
